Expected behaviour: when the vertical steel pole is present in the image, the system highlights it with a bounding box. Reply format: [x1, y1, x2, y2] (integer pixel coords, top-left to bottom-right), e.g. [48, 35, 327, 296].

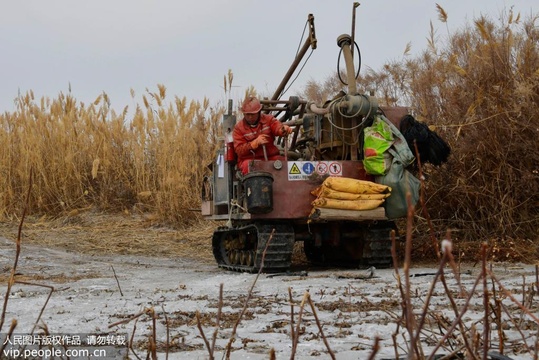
[351, 2, 360, 59]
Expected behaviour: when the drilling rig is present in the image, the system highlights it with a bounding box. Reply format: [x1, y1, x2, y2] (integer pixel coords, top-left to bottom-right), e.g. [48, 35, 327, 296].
[201, 9, 417, 273]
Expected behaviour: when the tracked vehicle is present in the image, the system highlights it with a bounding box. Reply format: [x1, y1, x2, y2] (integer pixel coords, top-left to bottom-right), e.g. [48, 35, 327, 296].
[201, 11, 415, 273]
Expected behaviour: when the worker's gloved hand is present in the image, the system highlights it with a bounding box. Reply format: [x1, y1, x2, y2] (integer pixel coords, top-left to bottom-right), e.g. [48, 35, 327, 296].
[281, 125, 293, 136]
[251, 134, 270, 149]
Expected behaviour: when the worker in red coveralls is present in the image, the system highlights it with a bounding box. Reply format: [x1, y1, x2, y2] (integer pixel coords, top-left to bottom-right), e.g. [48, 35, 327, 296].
[233, 96, 293, 174]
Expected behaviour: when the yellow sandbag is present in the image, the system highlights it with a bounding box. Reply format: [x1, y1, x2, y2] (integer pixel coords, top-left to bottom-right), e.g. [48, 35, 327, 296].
[323, 176, 391, 194]
[312, 185, 390, 200]
[311, 197, 384, 210]
[311, 186, 322, 197]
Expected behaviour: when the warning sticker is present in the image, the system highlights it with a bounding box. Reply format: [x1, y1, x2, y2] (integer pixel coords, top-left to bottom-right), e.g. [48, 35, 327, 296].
[289, 163, 301, 175]
[329, 162, 342, 175]
[287, 161, 343, 181]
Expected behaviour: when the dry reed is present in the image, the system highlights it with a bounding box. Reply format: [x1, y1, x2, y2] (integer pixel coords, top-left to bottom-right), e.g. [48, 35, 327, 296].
[0, 86, 223, 226]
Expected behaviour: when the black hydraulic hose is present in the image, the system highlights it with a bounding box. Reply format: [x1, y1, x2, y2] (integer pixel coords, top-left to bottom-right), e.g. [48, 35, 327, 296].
[337, 41, 362, 87]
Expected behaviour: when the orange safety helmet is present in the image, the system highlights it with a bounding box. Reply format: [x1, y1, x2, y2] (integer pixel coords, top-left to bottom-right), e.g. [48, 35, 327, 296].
[241, 96, 262, 114]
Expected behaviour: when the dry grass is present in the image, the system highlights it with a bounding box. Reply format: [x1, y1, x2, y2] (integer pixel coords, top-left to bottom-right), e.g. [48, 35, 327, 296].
[0, 211, 216, 263]
[407, 10, 539, 243]
[0, 86, 223, 226]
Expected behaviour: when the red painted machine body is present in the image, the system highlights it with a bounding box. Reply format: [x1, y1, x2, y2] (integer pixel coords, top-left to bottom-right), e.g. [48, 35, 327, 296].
[247, 160, 371, 219]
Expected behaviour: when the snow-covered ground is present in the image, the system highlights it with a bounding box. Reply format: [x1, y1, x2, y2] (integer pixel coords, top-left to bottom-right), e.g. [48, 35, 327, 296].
[1, 236, 537, 359]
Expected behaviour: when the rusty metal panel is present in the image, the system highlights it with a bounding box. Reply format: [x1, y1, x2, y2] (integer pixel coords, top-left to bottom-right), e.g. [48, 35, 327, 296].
[379, 106, 409, 128]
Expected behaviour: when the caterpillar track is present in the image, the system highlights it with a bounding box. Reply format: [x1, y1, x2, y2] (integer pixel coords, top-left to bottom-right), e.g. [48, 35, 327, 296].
[302, 221, 397, 268]
[361, 223, 398, 268]
[212, 223, 295, 273]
